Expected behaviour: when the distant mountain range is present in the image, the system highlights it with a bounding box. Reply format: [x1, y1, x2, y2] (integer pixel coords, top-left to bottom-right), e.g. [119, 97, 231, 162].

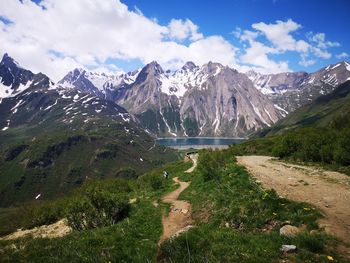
[260, 80, 350, 136]
[247, 61, 350, 113]
[1, 53, 350, 138]
[0, 53, 177, 206]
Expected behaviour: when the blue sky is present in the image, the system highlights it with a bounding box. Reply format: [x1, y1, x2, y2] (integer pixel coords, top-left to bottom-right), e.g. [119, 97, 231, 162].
[0, 0, 349, 80]
[123, 0, 350, 72]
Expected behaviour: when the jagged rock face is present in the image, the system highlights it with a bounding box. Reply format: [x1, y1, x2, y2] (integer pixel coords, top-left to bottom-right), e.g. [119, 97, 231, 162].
[181, 65, 281, 136]
[57, 56, 350, 137]
[58, 68, 140, 100]
[0, 54, 52, 99]
[248, 61, 350, 112]
[115, 62, 182, 136]
[0, 54, 137, 133]
[116, 61, 282, 137]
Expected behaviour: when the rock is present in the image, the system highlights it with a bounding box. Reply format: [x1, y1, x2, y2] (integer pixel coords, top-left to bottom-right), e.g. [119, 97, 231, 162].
[280, 225, 300, 237]
[129, 198, 137, 204]
[281, 245, 297, 253]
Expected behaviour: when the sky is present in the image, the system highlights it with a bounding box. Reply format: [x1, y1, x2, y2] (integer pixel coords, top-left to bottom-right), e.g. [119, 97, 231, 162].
[0, 0, 349, 81]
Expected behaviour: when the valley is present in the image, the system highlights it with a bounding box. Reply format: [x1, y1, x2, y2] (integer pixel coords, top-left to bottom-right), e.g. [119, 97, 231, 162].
[1, 51, 350, 262]
[0, 15, 350, 262]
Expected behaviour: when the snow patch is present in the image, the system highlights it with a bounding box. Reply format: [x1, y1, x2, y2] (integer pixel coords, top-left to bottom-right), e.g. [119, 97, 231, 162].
[43, 99, 58, 111]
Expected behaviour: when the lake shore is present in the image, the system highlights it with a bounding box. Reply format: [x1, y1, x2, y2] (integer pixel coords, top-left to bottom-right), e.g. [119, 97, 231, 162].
[167, 145, 230, 150]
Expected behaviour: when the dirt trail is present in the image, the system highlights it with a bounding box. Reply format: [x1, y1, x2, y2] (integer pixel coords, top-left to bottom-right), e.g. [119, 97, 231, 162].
[159, 154, 197, 243]
[237, 156, 350, 244]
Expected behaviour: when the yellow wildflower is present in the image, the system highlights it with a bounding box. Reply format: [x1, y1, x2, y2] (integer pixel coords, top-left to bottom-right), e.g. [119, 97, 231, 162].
[327, 255, 334, 261]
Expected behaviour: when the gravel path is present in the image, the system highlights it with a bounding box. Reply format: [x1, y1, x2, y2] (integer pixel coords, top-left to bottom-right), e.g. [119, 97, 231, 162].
[237, 155, 350, 245]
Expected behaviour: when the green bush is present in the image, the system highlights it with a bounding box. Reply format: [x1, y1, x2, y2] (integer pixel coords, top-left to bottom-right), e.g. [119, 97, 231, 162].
[137, 172, 166, 191]
[271, 127, 350, 167]
[66, 186, 129, 230]
[197, 149, 227, 181]
[334, 128, 350, 165]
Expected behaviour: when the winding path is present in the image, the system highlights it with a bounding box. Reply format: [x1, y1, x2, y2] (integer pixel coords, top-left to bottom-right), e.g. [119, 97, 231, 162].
[159, 154, 197, 243]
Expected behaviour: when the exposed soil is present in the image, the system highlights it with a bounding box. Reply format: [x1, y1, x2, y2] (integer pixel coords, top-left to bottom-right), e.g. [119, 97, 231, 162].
[159, 154, 197, 243]
[1, 219, 72, 240]
[237, 156, 350, 246]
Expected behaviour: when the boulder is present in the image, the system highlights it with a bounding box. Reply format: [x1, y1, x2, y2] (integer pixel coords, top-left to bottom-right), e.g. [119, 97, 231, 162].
[281, 245, 297, 253]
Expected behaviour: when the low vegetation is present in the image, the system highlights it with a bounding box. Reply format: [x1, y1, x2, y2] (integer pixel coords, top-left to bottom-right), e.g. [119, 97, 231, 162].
[0, 122, 179, 207]
[0, 160, 191, 262]
[230, 113, 350, 175]
[0, 149, 347, 262]
[159, 149, 344, 262]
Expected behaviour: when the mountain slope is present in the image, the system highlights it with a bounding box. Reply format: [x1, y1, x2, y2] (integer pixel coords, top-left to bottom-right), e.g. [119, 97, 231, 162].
[58, 68, 140, 100]
[114, 61, 283, 137]
[260, 80, 350, 136]
[247, 61, 350, 113]
[60, 60, 350, 138]
[0, 54, 178, 206]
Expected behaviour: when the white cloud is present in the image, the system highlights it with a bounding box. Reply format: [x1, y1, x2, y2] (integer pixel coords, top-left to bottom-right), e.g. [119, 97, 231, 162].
[312, 47, 332, 59]
[240, 41, 290, 73]
[252, 19, 309, 52]
[0, 2, 347, 79]
[168, 19, 203, 41]
[0, 0, 236, 81]
[235, 19, 345, 71]
[299, 54, 316, 67]
[336, 52, 349, 59]
[307, 32, 340, 49]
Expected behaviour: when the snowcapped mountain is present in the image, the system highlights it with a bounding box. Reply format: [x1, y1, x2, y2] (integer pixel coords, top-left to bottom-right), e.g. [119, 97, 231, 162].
[59, 60, 283, 137]
[0, 54, 178, 206]
[3, 52, 349, 138]
[0, 54, 138, 134]
[0, 53, 54, 100]
[58, 68, 140, 100]
[247, 61, 350, 112]
[114, 61, 283, 137]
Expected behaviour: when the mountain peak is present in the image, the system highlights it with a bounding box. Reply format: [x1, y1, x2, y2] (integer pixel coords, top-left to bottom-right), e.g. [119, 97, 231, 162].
[182, 61, 196, 71]
[0, 53, 20, 68]
[143, 61, 164, 75]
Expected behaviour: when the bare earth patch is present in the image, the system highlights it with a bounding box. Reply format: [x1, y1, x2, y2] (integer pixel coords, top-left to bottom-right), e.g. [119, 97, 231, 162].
[237, 156, 350, 246]
[1, 219, 72, 240]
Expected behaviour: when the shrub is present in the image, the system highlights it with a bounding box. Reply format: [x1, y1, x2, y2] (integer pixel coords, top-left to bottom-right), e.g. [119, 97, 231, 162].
[197, 149, 227, 181]
[137, 172, 166, 191]
[116, 168, 138, 179]
[66, 186, 129, 230]
[334, 128, 350, 165]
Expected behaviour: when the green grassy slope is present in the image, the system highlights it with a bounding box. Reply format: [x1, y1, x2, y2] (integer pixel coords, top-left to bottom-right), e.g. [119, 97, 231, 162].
[260, 80, 350, 136]
[0, 150, 346, 262]
[0, 119, 179, 207]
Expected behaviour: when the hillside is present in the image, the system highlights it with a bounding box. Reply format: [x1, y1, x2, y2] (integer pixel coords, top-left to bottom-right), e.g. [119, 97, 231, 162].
[0, 150, 348, 262]
[259, 80, 350, 136]
[0, 55, 179, 207]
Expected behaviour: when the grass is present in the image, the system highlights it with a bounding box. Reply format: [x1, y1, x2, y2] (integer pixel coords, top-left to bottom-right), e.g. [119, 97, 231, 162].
[0, 123, 180, 207]
[158, 149, 345, 263]
[0, 150, 347, 262]
[0, 160, 192, 262]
